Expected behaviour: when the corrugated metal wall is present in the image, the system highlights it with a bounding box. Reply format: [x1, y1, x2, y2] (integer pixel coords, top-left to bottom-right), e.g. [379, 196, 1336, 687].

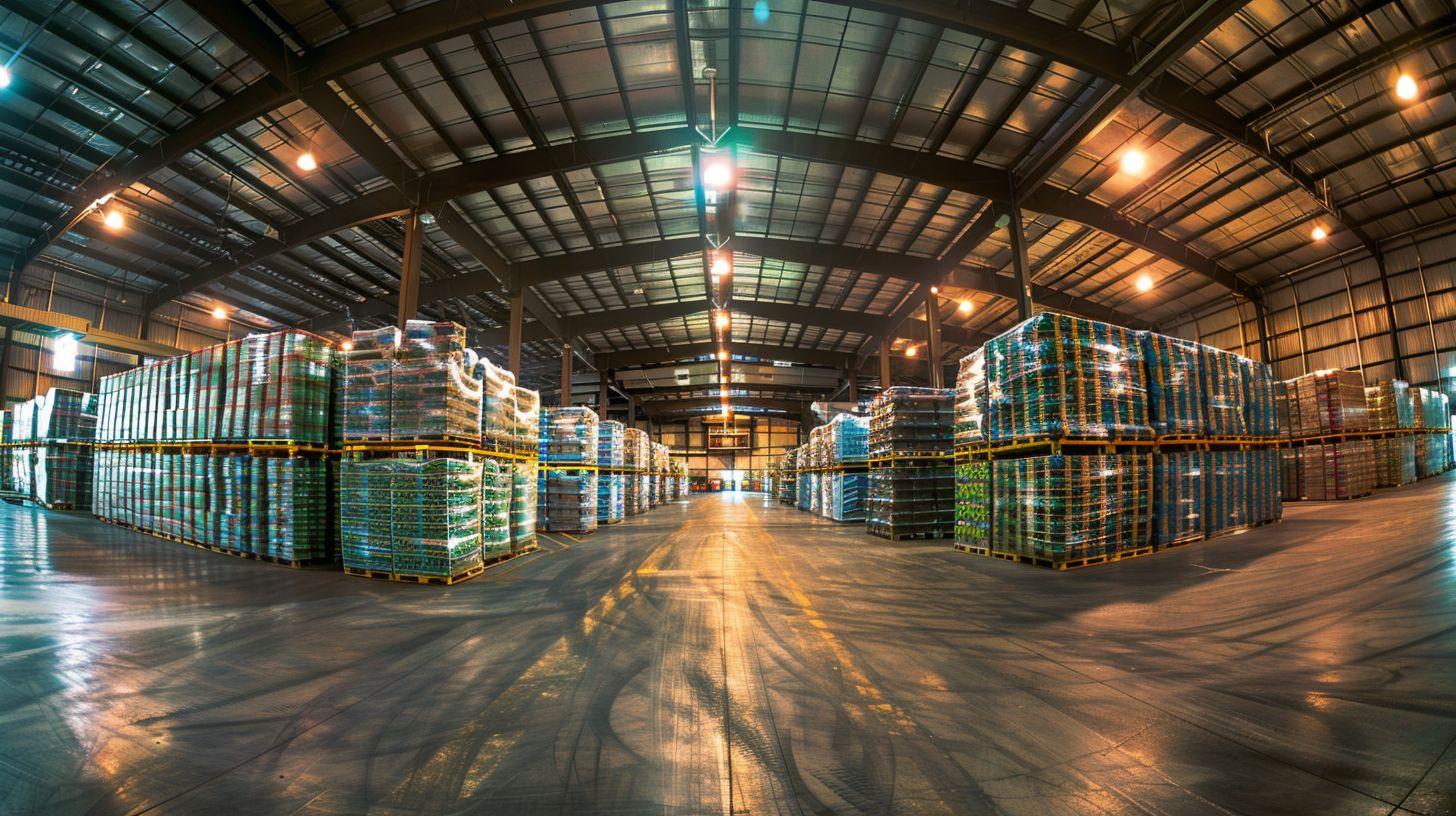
[1162, 221, 1456, 398]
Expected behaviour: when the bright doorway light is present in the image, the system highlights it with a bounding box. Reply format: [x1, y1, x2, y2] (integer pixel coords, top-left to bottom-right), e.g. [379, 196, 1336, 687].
[703, 161, 733, 190]
[958, 299, 973, 314]
[53, 334, 79, 373]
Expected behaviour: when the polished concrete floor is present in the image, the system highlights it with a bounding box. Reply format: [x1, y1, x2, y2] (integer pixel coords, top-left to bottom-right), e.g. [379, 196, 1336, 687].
[3, 483, 1456, 816]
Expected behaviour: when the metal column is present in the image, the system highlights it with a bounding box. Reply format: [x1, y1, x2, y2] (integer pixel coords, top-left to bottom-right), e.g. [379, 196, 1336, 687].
[846, 365, 858, 404]
[559, 341, 573, 407]
[397, 208, 423, 330]
[924, 290, 943, 389]
[1374, 251, 1406, 380]
[598, 370, 610, 418]
[879, 337, 892, 390]
[507, 290, 523, 378]
[1006, 205, 1034, 320]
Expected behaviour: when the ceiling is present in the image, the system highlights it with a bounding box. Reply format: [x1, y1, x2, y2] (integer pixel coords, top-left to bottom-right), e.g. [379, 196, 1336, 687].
[0, 0, 1451, 404]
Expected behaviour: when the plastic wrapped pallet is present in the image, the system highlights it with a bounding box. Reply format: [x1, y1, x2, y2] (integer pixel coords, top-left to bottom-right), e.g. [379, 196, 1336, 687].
[983, 312, 1150, 442]
[340, 457, 483, 578]
[539, 468, 598, 532]
[1303, 441, 1374, 500]
[953, 459, 991, 550]
[541, 407, 599, 464]
[823, 472, 866, 522]
[242, 331, 332, 442]
[477, 357, 517, 452]
[777, 448, 798, 504]
[1152, 451, 1206, 548]
[796, 470, 813, 512]
[1373, 436, 1417, 487]
[1415, 433, 1450, 479]
[481, 458, 512, 559]
[991, 453, 1151, 564]
[1204, 449, 1249, 536]
[953, 349, 986, 446]
[1241, 357, 1278, 438]
[1247, 447, 1282, 525]
[1280, 448, 1306, 500]
[0, 410, 11, 493]
[1364, 381, 1411, 431]
[511, 459, 539, 548]
[597, 419, 625, 524]
[1413, 387, 1451, 431]
[35, 388, 97, 440]
[867, 462, 952, 538]
[512, 386, 541, 454]
[1141, 333, 1204, 435]
[1295, 370, 1368, 434]
[1200, 347, 1247, 436]
[391, 322, 480, 440]
[869, 387, 953, 457]
[342, 327, 399, 440]
[1274, 380, 1299, 438]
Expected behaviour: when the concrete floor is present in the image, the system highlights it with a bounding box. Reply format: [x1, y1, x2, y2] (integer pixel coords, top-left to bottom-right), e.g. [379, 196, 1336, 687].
[2, 484, 1456, 816]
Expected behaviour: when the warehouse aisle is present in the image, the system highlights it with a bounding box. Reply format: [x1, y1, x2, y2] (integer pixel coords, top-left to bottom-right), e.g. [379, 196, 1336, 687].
[3, 483, 1456, 815]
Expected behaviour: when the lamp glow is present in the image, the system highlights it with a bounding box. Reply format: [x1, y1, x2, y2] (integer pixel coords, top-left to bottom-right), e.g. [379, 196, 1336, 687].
[0, 66, 11, 89]
[1136, 273, 1154, 293]
[1312, 225, 1328, 241]
[211, 306, 228, 319]
[711, 256, 731, 278]
[342, 341, 354, 352]
[905, 345, 918, 358]
[53, 334, 78, 373]
[703, 161, 733, 190]
[296, 152, 318, 172]
[1120, 149, 1147, 175]
[716, 311, 730, 330]
[1396, 74, 1418, 101]
[102, 210, 124, 231]
[958, 299, 973, 314]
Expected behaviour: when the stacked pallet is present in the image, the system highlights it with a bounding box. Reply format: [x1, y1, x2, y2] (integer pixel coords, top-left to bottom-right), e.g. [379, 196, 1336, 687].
[597, 419, 625, 524]
[1302, 441, 1376, 500]
[342, 322, 481, 442]
[340, 458, 486, 580]
[955, 313, 1282, 568]
[511, 386, 541, 548]
[776, 448, 798, 504]
[817, 414, 868, 521]
[539, 407, 599, 533]
[866, 387, 954, 539]
[623, 427, 649, 516]
[650, 442, 669, 506]
[1295, 370, 1369, 435]
[6, 388, 98, 509]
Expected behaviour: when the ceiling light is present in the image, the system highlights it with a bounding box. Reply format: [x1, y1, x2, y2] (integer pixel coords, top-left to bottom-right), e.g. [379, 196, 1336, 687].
[703, 160, 733, 190]
[905, 345, 918, 358]
[0, 66, 11, 89]
[102, 210, 124, 231]
[715, 311, 730, 330]
[1395, 74, 1418, 101]
[711, 255, 731, 278]
[753, 0, 770, 23]
[1311, 225, 1328, 241]
[211, 306, 227, 319]
[342, 341, 354, 352]
[1135, 273, 1154, 293]
[718, 350, 728, 361]
[1120, 149, 1147, 175]
[930, 285, 939, 294]
[958, 299, 973, 314]
[296, 152, 318, 172]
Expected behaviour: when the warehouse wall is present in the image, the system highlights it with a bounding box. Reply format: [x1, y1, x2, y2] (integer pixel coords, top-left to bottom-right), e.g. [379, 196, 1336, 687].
[2, 265, 273, 409]
[1163, 220, 1456, 398]
[649, 416, 800, 489]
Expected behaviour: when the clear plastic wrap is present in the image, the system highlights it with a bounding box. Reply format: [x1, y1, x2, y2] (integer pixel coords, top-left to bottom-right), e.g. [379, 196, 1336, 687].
[1413, 386, 1450, 430]
[1240, 357, 1278, 438]
[540, 406, 599, 464]
[1204, 449, 1249, 536]
[991, 453, 1150, 563]
[953, 459, 990, 550]
[477, 357, 517, 451]
[869, 387, 953, 457]
[1294, 370, 1368, 434]
[511, 459, 539, 547]
[341, 457, 483, 577]
[953, 349, 985, 446]
[481, 458, 512, 558]
[825, 414, 868, 463]
[1141, 333, 1204, 435]
[1373, 436, 1417, 487]
[983, 313, 1150, 441]
[1152, 451, 1206, 547]
[1199, 346, 1247, 436]
[597, 420, 625, 523]
[1247, 447, 1282, 525]
[1302, 440, 1375, 500]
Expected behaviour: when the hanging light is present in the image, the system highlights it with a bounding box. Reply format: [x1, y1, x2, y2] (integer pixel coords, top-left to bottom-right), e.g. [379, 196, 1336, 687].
[296, 151, 318, 172]
[211, 306, 228, 320]
[1395, 74, 1419, 101]
[717, 350, 728, 361]
[930, 285, 939, 294]
[905, 345, 918, 358]
[958, 299, 973, 314]
[715, 311, 731, 330]
[1120, 149, 1147, 175]
[0, 65, 11, 89]
[1136, 273, 1154, 293]
[703, 160, 733, 190]
[102, 210, 124, 231]
[1311, 225, 1328, 241]
[342, 341, 354, 352]
[711, 255, 731, 278]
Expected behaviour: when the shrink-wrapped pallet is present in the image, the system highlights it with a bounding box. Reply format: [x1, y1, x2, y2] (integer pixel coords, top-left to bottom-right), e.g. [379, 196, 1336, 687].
[1141, 333, 1204, 435]
[1303, 441, 1375, 500]
[982, 313, 1150, 441]
[1153, 451, 1206, 548]
[1364, 380, 1411, 431]
[1294, 370, 1368, 434]
[869, 387, 953, 457]
[991, 453, 1150, 564]
[953, 459, 991, 550]
[1205, 449, 1249, 536]
[481, 458, 512, 558]
[1373, 436, 1417, 487]
[597, 420, 625, 523]
[1247, 447, 1282, 525]
[1200, 347, 1247, 436]
[953, 349, 986, 446]
[1241, 357, 1278, 437]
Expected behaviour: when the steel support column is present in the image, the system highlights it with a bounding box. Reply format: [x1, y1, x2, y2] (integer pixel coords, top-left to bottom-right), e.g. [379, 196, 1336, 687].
[599, 370, 610, 417]
[879, 337, 892, 389]
[1007, 205, 1034, 320]
[507, 290, 524, 378]
[924, 290, 944, 389]
[0, 329, 12, 408]
[559, 341, 573, 407]
[397, 208, 423, 329]
[846, 365, 858, 404]
[1374, 250, 1406, 380]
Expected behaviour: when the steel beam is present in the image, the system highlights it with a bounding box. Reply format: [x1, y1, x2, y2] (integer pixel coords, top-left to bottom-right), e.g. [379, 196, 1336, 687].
[1006, 205, 1034, 320]
[397, 208, 423, 329]
[924, 291, 943, 388]
[598, 342, 850, 370]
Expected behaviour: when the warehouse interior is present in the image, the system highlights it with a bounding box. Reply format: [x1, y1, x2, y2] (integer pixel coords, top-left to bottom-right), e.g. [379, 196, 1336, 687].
[2, 0, 1456, 813]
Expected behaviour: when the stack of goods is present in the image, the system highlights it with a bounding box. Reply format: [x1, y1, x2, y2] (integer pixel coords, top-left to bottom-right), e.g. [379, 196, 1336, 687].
[1152, 451, 1206, 548]
[1200, 347, 1248, 436]
[776, 448, 797, 504]
[822, 470, 866, 522]
[347, 321, 481, 441]
[597, 419, 625, 524]
[651, 442, 670, 505]
[1413, 386, 1451, 430]
[511, 459, 539, 548]
[1142, 333, 1204, 435]
[1247, 448, 1282, 525]
[1372, 436, 1417, 487]
[95, 451, 329, 562]
[91, 331, 335, 559]
[866, 388, 954, 539]
[953, 349, 985, 446]
[1302, 441, 1375, 500]
[622, 427, 646, 516]
[673, 460, 690, 498]
[1241, 357, 1278, 437]
[1364, 380, 1413, 431]
[1294, 370, 1369, 435]
[481, 458, 512, 559]
[339, 327, 397, 440]
[1204, 450, 1249, 536]
[1274, 380, 1301, 438]
[991, 453, 1151, 565]
[539, 407, 598, 533]
[0, 409, 11, 493]
[953, 459, 991, 550]
[828, 414, 869, 462]
[1280, 449, 1306, 500]
[477, 357, 517, 452]
[512, 386, 541, 453]
[795, 444, 814, 513]
[7, 388, 98, 509]
[340, 458, 484, 578]
[982, 313, 1150, 441]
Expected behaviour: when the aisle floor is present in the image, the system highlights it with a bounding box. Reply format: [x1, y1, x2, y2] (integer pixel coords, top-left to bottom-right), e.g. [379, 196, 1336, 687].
[2, 482, 1456, 815]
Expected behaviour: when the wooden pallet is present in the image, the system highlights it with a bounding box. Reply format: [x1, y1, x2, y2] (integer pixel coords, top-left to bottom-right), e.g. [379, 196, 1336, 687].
[868, 528, 951, 541]
[344, 562, 486, 586]
[985, 545, 1156, 571]
[952, 542, 989, 556]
